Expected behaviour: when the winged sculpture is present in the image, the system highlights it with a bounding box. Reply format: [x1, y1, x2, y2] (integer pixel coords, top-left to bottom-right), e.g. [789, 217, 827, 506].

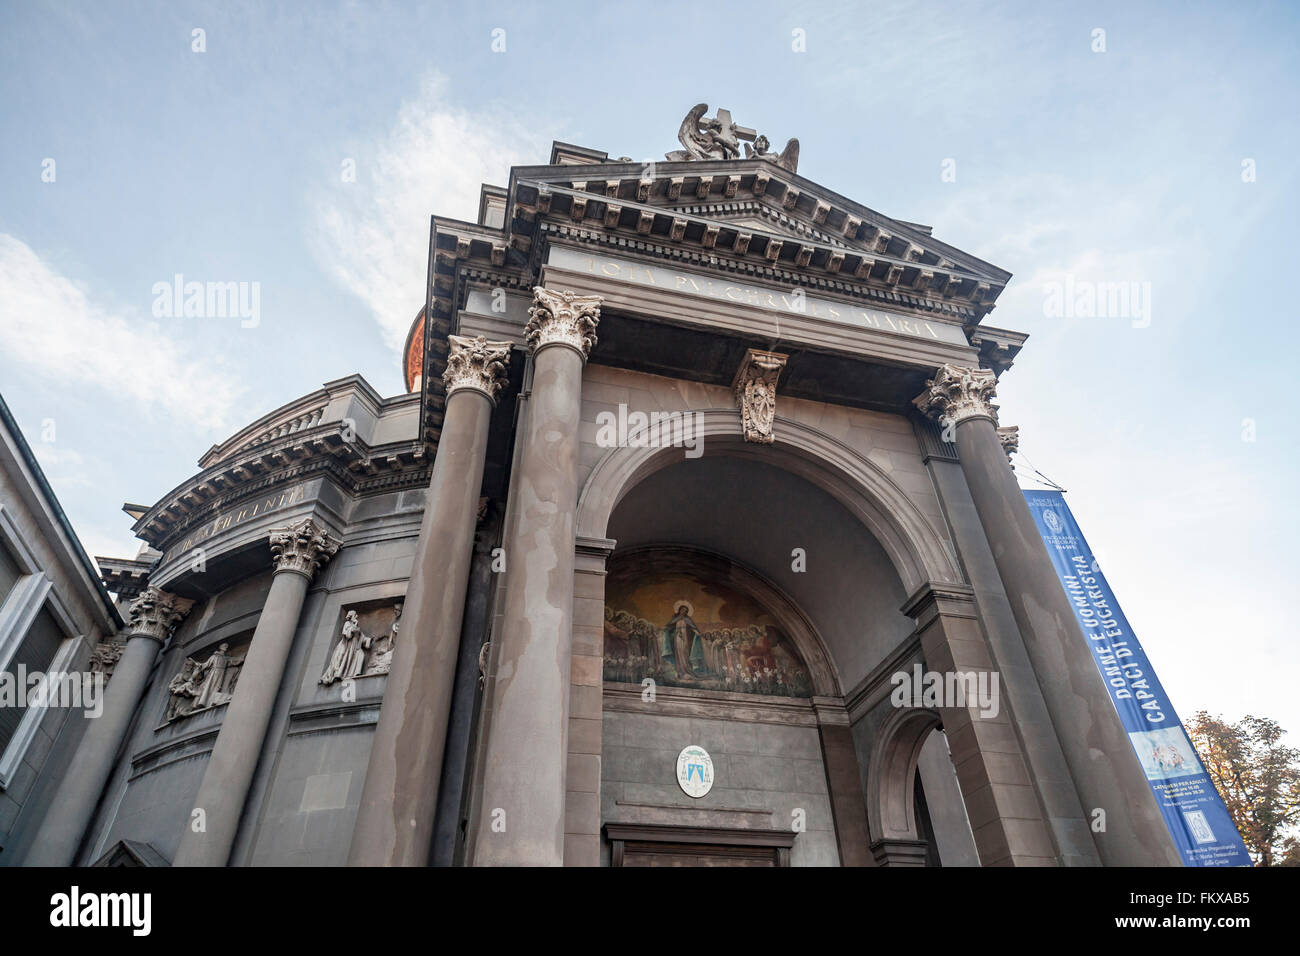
[745, 133, 800, 173]
[664, 103, 799, 173]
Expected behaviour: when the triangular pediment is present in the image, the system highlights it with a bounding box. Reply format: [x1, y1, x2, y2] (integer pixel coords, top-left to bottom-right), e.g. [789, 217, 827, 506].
[419, 134, 1024, 448]
[699, 207, 852, 248]
[416, 148, 1028, 450]
[508, 157, 1009, 288]
[92, 839, 169, 867]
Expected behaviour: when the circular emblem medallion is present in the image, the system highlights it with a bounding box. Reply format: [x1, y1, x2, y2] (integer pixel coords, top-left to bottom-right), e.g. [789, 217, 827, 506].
[676, 745, 714, 798]
[1044, 509, 1063, 534]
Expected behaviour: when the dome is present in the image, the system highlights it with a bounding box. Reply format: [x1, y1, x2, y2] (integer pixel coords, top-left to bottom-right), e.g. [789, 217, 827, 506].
[403, 306, 425, 393]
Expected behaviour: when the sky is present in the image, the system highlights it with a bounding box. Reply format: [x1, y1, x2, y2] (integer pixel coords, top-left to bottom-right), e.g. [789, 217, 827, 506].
[1, 1, 1297, 736]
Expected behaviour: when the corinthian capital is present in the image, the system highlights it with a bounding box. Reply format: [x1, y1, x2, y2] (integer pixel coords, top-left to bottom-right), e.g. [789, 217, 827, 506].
[997, 425, 1020, 465]
[126, 587, 195, 644]
[525, 287, 601, 361]
[269, 517, 340, 580]
[913, 364, 1000, 428]
[732, 348, 787, 444]
[443, 335, 512, 404]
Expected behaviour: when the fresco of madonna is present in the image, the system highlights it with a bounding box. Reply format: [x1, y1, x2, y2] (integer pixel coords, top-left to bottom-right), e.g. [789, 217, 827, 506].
[603, 569, 812, 698]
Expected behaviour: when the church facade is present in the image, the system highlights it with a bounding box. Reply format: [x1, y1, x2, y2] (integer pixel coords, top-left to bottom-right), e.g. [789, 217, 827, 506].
[10, 107, 1182, 867]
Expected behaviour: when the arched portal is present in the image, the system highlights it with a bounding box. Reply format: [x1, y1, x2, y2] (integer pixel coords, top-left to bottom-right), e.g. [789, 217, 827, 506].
[571, 411, 970, 867]
[576, 409, 963, 594]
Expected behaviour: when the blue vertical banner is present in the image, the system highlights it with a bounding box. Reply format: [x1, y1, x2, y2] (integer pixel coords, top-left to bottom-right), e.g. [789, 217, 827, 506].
[1022, 490, 1252, 867]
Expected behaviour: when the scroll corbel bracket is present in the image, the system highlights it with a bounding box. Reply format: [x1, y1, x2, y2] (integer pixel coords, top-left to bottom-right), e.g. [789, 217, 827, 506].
[731, 349, 788, 444]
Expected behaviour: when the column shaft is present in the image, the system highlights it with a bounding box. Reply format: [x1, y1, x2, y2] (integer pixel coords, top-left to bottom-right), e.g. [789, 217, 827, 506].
[172, 568, 311, 866]
[25, 633, 158, 865]
[910, 587, 1058, 865]
[915, 729, 981, 866]
[26, 586, 192, 866]
[473, 344, 585, 865]
[954, 416, 1180, 865]
[817, 720, 874, 867]
[917, 422, 1098, 864]
[430, 504, 501, 866]
[348, 389, 494, 866]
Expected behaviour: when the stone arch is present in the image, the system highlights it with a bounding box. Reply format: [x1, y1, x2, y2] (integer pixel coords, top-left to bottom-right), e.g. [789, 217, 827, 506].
[866, 706, 943, 844]
[576, 408, 962, 595]
[606, 543, 842, 697]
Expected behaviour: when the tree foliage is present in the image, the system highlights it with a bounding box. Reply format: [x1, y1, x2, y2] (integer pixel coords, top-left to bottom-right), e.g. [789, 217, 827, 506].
[1186, 712, 1300, 866]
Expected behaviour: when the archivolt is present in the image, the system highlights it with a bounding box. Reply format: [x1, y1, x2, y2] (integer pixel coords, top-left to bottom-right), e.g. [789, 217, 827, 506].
[575, 408, 962, 595]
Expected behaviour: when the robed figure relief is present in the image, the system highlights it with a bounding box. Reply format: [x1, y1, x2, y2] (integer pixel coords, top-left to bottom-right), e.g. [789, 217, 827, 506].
[167, 659, 200, 721]
[194, 642, 236, 709]
[320, 610, 371, 685]
[320, 603, 402, 685]
[166, 641, 246, 722]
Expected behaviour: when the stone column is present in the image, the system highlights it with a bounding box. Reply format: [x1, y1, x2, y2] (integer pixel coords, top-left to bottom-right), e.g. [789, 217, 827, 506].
[25, 587, 193, 866]
[916, 729, 981, 866]
[902, 584, 1057, 865]
[915, 365, 1181, 866]
[912, 414, 1098, 865]
[430, 502, 503, 866]
[813, 700, 874, 867]
[349, 335, 511, 867]
[564, 535, 615, 866]
[472, 287, 600, 866]
[173, 517, 338, 867]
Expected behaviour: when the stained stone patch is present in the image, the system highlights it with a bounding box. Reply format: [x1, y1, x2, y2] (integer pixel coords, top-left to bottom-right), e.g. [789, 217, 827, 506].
[300, 771, 352, 813]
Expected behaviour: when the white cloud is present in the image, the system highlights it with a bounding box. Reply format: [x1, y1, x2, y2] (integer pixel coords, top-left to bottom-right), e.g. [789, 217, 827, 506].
[31, 444, 83, 468]
[0, 234, 243, 430]
[308, 72, 550, 352]
[30, 443, 91, 488]
[927, 169, 1300, 732]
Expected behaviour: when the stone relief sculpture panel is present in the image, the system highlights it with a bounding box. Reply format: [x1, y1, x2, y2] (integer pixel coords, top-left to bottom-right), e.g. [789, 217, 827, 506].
[89, 641, 125, 683]
[603, 557, 812, 698]
[319, 601, 402, 685]
[166, 638, 248, 722]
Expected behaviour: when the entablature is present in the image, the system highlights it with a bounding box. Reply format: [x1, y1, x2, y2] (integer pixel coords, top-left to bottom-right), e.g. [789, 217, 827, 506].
[418, 140, 1027, 447]
[132, 380, 426, 551]
[509, 173, 1004, 315]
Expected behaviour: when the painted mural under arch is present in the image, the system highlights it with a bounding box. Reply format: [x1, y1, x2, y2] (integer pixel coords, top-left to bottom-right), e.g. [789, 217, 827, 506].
[602, 554, 813, 698]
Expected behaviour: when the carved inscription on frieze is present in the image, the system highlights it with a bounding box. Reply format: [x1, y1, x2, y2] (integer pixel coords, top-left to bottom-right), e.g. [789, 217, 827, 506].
[547, 247, 968, 347]
[169, 485, 309, 558]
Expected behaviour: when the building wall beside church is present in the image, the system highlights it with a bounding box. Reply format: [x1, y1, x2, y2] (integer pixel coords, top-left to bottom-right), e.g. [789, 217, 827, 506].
[0, 406, 115, 865]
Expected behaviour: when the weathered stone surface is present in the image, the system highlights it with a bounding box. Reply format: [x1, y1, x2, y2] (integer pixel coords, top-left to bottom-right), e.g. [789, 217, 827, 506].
[347, 387, 495, 866]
